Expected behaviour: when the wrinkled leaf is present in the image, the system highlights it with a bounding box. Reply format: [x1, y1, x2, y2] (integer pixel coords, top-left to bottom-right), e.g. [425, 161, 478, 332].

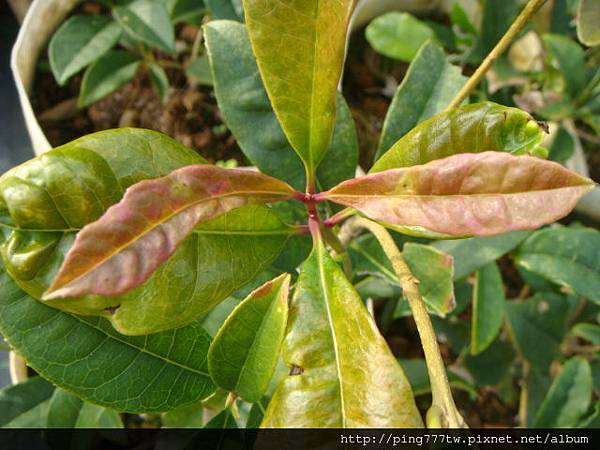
[261, 239, 422, 427]
[372, 102, 546, 172]
[366, 12, 435, 62]
[78, 50, 141, 108]
[514, 227, 600, 304]
[471, 262, 506, 355]
[208, 274, 290, 402]
[43, 165, 294, 301]
[205, 21, 358, 191]
[321, 152, 593, 238]
[0, 267, 215, 413]
[243, 0, 354, 177]
[49, 15, 122, 86]
[47, 388, 123, 428]
[577, 0, 600, 46]
[543, 34, 587, 99]
[505, 293, 569, 372]
[571, 323, 600, 345]
[377, 41, 466, 159]
[534, 357, 592, 427]
[433, 231, 531, 280]
[113, 0, 176, 53]
[0, 377, 54, 428]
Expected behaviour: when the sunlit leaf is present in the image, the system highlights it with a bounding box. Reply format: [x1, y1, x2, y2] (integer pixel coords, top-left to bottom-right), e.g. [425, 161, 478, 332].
[577, 0, 600, 46]
[321, 152, 593, 238]
[372, 102, 547, 172]
[208, 274, 290, 402]
[261, 239, 422, 427]
[243, 0, 354, 177]
[49, 15, 122, 85]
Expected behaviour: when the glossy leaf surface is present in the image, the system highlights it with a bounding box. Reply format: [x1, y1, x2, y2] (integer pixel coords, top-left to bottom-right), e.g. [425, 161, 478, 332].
[433, 231, 530, 280]
[0, 268, 215, 413]
[208, 274, 290, 402]
[365, 12, 434, 62]
[47, 388, 123, 428]
[0, 377, 54, 428]
[514, 228, 600, 304]
[377, 41, 466, 159]
[533, 357, 592, 427]
[471, 262, 505, 355]
[243, 0, 354, 175]
[371, 102, 546, 172]
[79, 50, 141, 108]
[205, 20, 358, 191]
[261, 239, 422, 428]
[113, 0, 176, 53]
[43, 165, 294, 301]
[49, 15, 122, 86]
[322, 152, 594, 238]
[577, 0, 600, 46]
[505, 293, 569, 372]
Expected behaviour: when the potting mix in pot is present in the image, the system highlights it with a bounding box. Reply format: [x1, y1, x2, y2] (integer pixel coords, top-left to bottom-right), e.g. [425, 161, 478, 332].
[0, 0, 599, 433]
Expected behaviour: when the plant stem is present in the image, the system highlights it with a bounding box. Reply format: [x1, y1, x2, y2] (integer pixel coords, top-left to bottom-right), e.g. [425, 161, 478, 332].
[354, 218, 467, 428]
[445, 0, 548, 111]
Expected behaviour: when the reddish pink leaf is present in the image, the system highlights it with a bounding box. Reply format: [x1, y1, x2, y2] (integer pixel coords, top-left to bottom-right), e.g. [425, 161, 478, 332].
[318, 152, 595, 238]
[43, 165, 294, 300]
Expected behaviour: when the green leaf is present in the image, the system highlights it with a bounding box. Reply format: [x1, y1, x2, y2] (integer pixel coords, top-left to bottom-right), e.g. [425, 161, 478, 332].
[543, 34, 587, 99]
[243, 0, 354, 178]
[322, 152, 593, 238]
[514, 228, 600, 304]
[398, 359, 477, 398]
[467, 0, 519, 64]
[206, 0, 243, 21]
[205, 407, 238, 428]
[204, 21, 358, 191]
[167, 0, 205, 24]
[365, 12, 435, 62]
[208, 274, 290, 403]
[0, 377, 54, 428]
[261, 239, 423, 427]
[505, 293, 569, 372]
[0, 267, 215, 413]
[433, 231, 531, 280]
[534, 357, 593, 427]
[549, 126, 576, 163]
[371, 102, 547, 172]
[464, 338, 516, 386]
[49, 15, 122, 86]
[78, 50, 141, 108]
[246, 397, 268, 428]
[471, 262, 506, 355]
[403, 243, 455, 316]
[348, 236, 454, 316]
[149, 63, 169, 103]
[47, 388, 122, 428]
[187, 56, 213, 86]
[113, 0, 176, 53]
[571, 323, 600, 345]
[161, 401, 203, 428]
[577, 0, 600, 46]
[0, 129, 291, 334]
[376, 41, 466, 160]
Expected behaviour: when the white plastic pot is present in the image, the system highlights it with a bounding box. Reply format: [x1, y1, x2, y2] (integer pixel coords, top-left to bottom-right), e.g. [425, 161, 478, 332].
[11, 0, 79, 156]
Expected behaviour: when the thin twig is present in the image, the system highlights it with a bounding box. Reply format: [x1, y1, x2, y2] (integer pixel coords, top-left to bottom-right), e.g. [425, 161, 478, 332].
[353, 218, 467, 429]
[445, 0, 548, 111]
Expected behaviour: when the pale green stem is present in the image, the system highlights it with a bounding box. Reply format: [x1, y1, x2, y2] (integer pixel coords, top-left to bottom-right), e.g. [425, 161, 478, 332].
[354, 218, 467, 428]
[445, 0, 548, 111]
